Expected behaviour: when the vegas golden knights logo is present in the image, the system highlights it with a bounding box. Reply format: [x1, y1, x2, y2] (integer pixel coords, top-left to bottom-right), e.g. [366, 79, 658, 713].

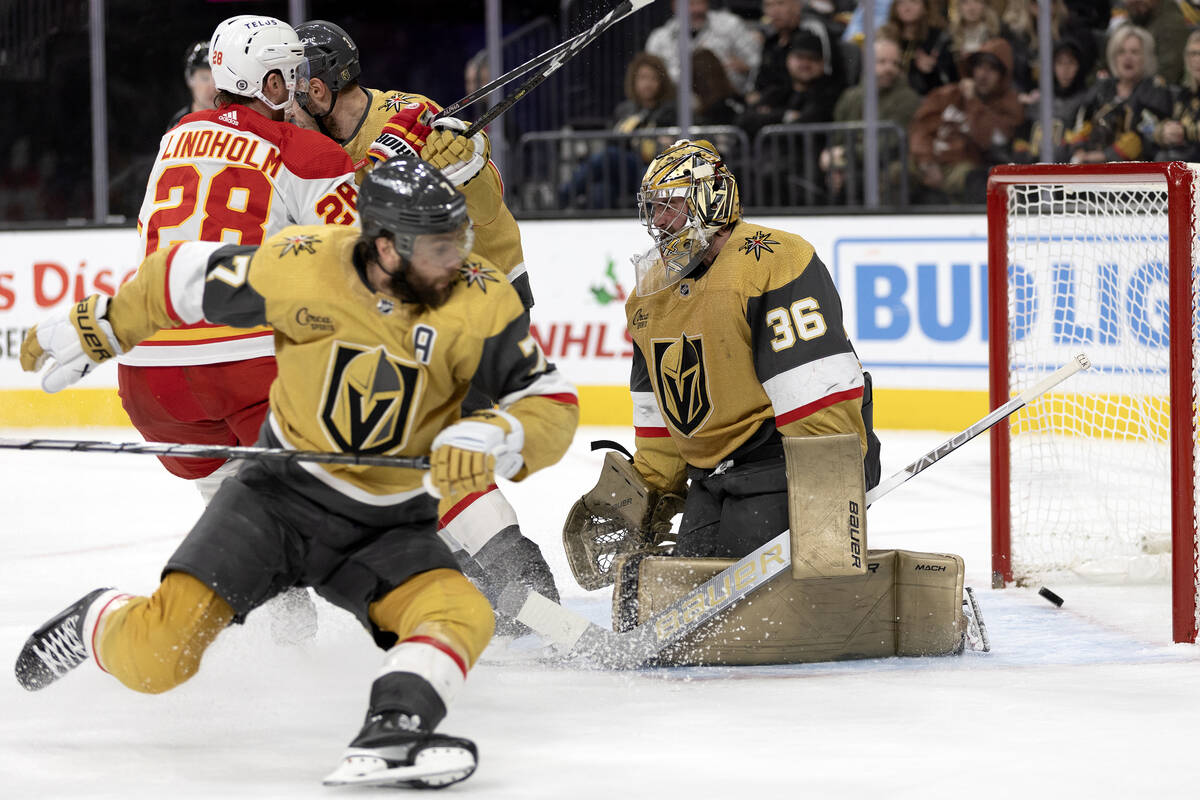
[321, 343, 421, 453]
[652, 333, 713, 436]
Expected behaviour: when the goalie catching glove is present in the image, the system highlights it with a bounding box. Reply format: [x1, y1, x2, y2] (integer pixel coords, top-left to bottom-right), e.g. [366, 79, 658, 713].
[425, 410, 524, 499]
[562, 451, 685, 590]
[20, 294, 124, 392]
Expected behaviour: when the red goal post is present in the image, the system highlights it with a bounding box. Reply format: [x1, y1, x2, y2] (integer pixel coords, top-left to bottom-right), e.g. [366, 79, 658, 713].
[987, 162, 1199, 644]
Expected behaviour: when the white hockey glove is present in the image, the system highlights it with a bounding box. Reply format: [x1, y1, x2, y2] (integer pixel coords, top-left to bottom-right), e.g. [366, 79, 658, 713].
[20, 294, 123, 393]
[425, 409, 524, 499]
[423, 117, 489, 187]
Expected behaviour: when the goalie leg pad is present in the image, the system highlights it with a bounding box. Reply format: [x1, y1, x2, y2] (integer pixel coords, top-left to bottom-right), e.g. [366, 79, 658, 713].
[894, 550, 966, 656]
[783, 433, 868, 579]
[625, 553, 897, 666]
[620, 549, 969, 665]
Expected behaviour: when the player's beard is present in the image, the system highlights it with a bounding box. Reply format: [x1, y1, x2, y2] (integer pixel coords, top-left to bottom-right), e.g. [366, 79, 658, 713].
[387, 263, 456, 311]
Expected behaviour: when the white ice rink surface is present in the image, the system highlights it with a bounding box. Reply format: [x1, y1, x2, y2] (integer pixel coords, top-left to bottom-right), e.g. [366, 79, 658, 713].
[2, 426, 1198, 799]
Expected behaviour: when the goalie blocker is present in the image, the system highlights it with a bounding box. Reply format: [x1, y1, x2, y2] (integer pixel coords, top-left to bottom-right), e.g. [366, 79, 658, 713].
[610, 434, 972, 665]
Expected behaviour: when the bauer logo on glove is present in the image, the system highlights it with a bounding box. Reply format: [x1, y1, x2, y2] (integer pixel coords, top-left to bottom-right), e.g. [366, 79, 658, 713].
[20, 294, 124, 393]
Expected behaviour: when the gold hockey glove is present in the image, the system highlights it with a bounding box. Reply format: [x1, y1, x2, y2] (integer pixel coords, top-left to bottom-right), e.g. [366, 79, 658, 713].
[425, 409, 524, 498]
[424, 118, 490, 187]
[20, 294, 123, 393]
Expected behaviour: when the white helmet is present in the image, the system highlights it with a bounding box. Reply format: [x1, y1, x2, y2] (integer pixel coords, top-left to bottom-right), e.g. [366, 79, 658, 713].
[209, 15, 306, 111]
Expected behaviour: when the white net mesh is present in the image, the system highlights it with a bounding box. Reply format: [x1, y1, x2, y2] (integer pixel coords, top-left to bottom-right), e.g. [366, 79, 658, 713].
[1003, 174, 1198, 634]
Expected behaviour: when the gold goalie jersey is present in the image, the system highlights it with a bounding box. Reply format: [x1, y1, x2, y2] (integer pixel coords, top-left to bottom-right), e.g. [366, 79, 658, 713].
[341, 87, 531, 309]
[108, 225, 578, 503]
[627, 221, 867, 493]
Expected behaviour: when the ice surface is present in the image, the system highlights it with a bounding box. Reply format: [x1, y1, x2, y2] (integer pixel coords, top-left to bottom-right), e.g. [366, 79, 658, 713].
[2, 426, 1197, 798]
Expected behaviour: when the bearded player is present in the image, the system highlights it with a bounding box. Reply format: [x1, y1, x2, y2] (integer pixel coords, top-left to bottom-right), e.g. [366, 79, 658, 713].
[288, 20, 558, 628]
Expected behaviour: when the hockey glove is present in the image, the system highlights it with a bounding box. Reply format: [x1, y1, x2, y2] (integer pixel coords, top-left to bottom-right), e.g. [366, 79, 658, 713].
[366, 101, 435, 167]
[425, 410, 524, 498]
[20, 294, 123, 393]
[423, 117, 489, 187]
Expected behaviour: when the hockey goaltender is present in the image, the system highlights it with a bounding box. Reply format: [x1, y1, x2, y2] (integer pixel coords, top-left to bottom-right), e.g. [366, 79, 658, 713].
[562, 139, 987, 666]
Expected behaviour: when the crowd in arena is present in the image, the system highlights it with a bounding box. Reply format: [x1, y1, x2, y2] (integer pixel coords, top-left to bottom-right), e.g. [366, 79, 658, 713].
[565, 0, 1200, 206]
[5, 0, 1200, 220]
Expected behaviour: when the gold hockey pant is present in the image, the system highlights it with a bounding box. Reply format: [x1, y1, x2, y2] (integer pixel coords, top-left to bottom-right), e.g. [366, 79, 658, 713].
[96, 569, 493, 694]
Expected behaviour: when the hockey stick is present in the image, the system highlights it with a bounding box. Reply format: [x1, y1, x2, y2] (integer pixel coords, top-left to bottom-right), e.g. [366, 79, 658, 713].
[0, 437, 430, 470]
[436, 0, 653, 121]
[498, 353, 1092, 668]
[445, 0, 659, 138]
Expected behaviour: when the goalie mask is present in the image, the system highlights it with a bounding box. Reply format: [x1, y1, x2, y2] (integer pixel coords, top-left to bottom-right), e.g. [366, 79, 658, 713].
[209, 15, 306, 112]
[633, 139, 741, 295]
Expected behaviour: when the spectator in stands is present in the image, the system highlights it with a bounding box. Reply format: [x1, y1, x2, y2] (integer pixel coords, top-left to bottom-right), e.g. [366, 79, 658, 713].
[1001, 0, 1096, 100]
[1011, 36, 1092, 163]
[751, 0, 847, 108]
[692, 48, 746, 126]
[823, 36, 922, 202]
[909, 38, 1023, 203]
[645, 0, 761, 95]
[559, 53, 676, 210]
[1109, 0, 1190, 86]
[1066, 25, 1171, 163]
[1066, 0, 1111, 30]
[947, 0, 1004, 76]
[1153, 30, 1200, 161]
[881, 0, 959, 95]
[739, 29, 844, 135]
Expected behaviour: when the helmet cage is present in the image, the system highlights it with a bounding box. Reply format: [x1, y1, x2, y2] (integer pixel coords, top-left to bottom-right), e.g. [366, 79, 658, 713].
[635, 140, 739, 285]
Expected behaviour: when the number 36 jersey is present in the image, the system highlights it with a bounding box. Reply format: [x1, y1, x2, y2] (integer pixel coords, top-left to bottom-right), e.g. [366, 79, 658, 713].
[626, 221, 868, 493]
[128, 105, 358, 366]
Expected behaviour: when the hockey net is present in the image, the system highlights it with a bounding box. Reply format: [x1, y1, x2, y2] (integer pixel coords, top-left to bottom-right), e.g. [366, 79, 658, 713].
[987, 162, 1199, 644]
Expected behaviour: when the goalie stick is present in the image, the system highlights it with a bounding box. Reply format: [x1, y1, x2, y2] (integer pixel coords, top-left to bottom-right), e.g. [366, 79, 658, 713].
[446, 0, 660, 139]
[436, 0, 654, 121]
[498, 353, 1092, 668]
[0, 437, 430, 470]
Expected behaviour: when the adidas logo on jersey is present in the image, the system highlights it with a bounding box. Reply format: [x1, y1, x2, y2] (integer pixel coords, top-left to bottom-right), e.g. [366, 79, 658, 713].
[218, 109, 239, 126]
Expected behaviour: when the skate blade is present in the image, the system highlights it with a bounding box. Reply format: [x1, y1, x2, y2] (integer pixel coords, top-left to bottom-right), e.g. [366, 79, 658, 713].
[322, 747, 476, 788]
[963, 587, 991, 653]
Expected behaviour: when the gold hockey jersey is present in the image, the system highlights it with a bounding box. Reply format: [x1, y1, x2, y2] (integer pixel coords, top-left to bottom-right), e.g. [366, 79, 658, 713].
[108, 225, 578, 504]
[342, 87, 530, 307]
[627, 221, 867, 493]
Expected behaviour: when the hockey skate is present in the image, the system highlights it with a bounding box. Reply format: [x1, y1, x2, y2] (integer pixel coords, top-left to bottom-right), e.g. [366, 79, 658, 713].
[15, 587, 119, 690]
[323, 711, 477, 789]
[961, 587, 991, 653]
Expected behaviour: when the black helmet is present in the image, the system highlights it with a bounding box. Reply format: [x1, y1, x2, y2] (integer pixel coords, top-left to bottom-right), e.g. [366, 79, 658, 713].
[184, 40, 210, 79]
[360, 156, 469, 257]
[295, 20, 361, 92]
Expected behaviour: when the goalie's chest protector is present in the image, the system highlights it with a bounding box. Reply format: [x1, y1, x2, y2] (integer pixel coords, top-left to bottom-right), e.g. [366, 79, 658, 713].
[626, 222, 861, 468]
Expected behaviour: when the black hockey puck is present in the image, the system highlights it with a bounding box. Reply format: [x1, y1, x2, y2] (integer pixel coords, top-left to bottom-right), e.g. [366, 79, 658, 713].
[1038, 587, 1064, 607]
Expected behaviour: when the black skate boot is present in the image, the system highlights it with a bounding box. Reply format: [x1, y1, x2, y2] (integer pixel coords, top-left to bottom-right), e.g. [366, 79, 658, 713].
[15, 588, 118, 691]
[323, 711, 477, 789]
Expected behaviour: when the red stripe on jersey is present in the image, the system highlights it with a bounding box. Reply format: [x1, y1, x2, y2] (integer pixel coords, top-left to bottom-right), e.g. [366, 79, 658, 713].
[635, 426, 671, 438]
[163, 243, 184, 324]
[437, 485, 498, 527]
[135, 330, 272, 346]
[402, 635, 468, 678]
[775, 386, 864, 427]
[543, 392, 579, 405]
